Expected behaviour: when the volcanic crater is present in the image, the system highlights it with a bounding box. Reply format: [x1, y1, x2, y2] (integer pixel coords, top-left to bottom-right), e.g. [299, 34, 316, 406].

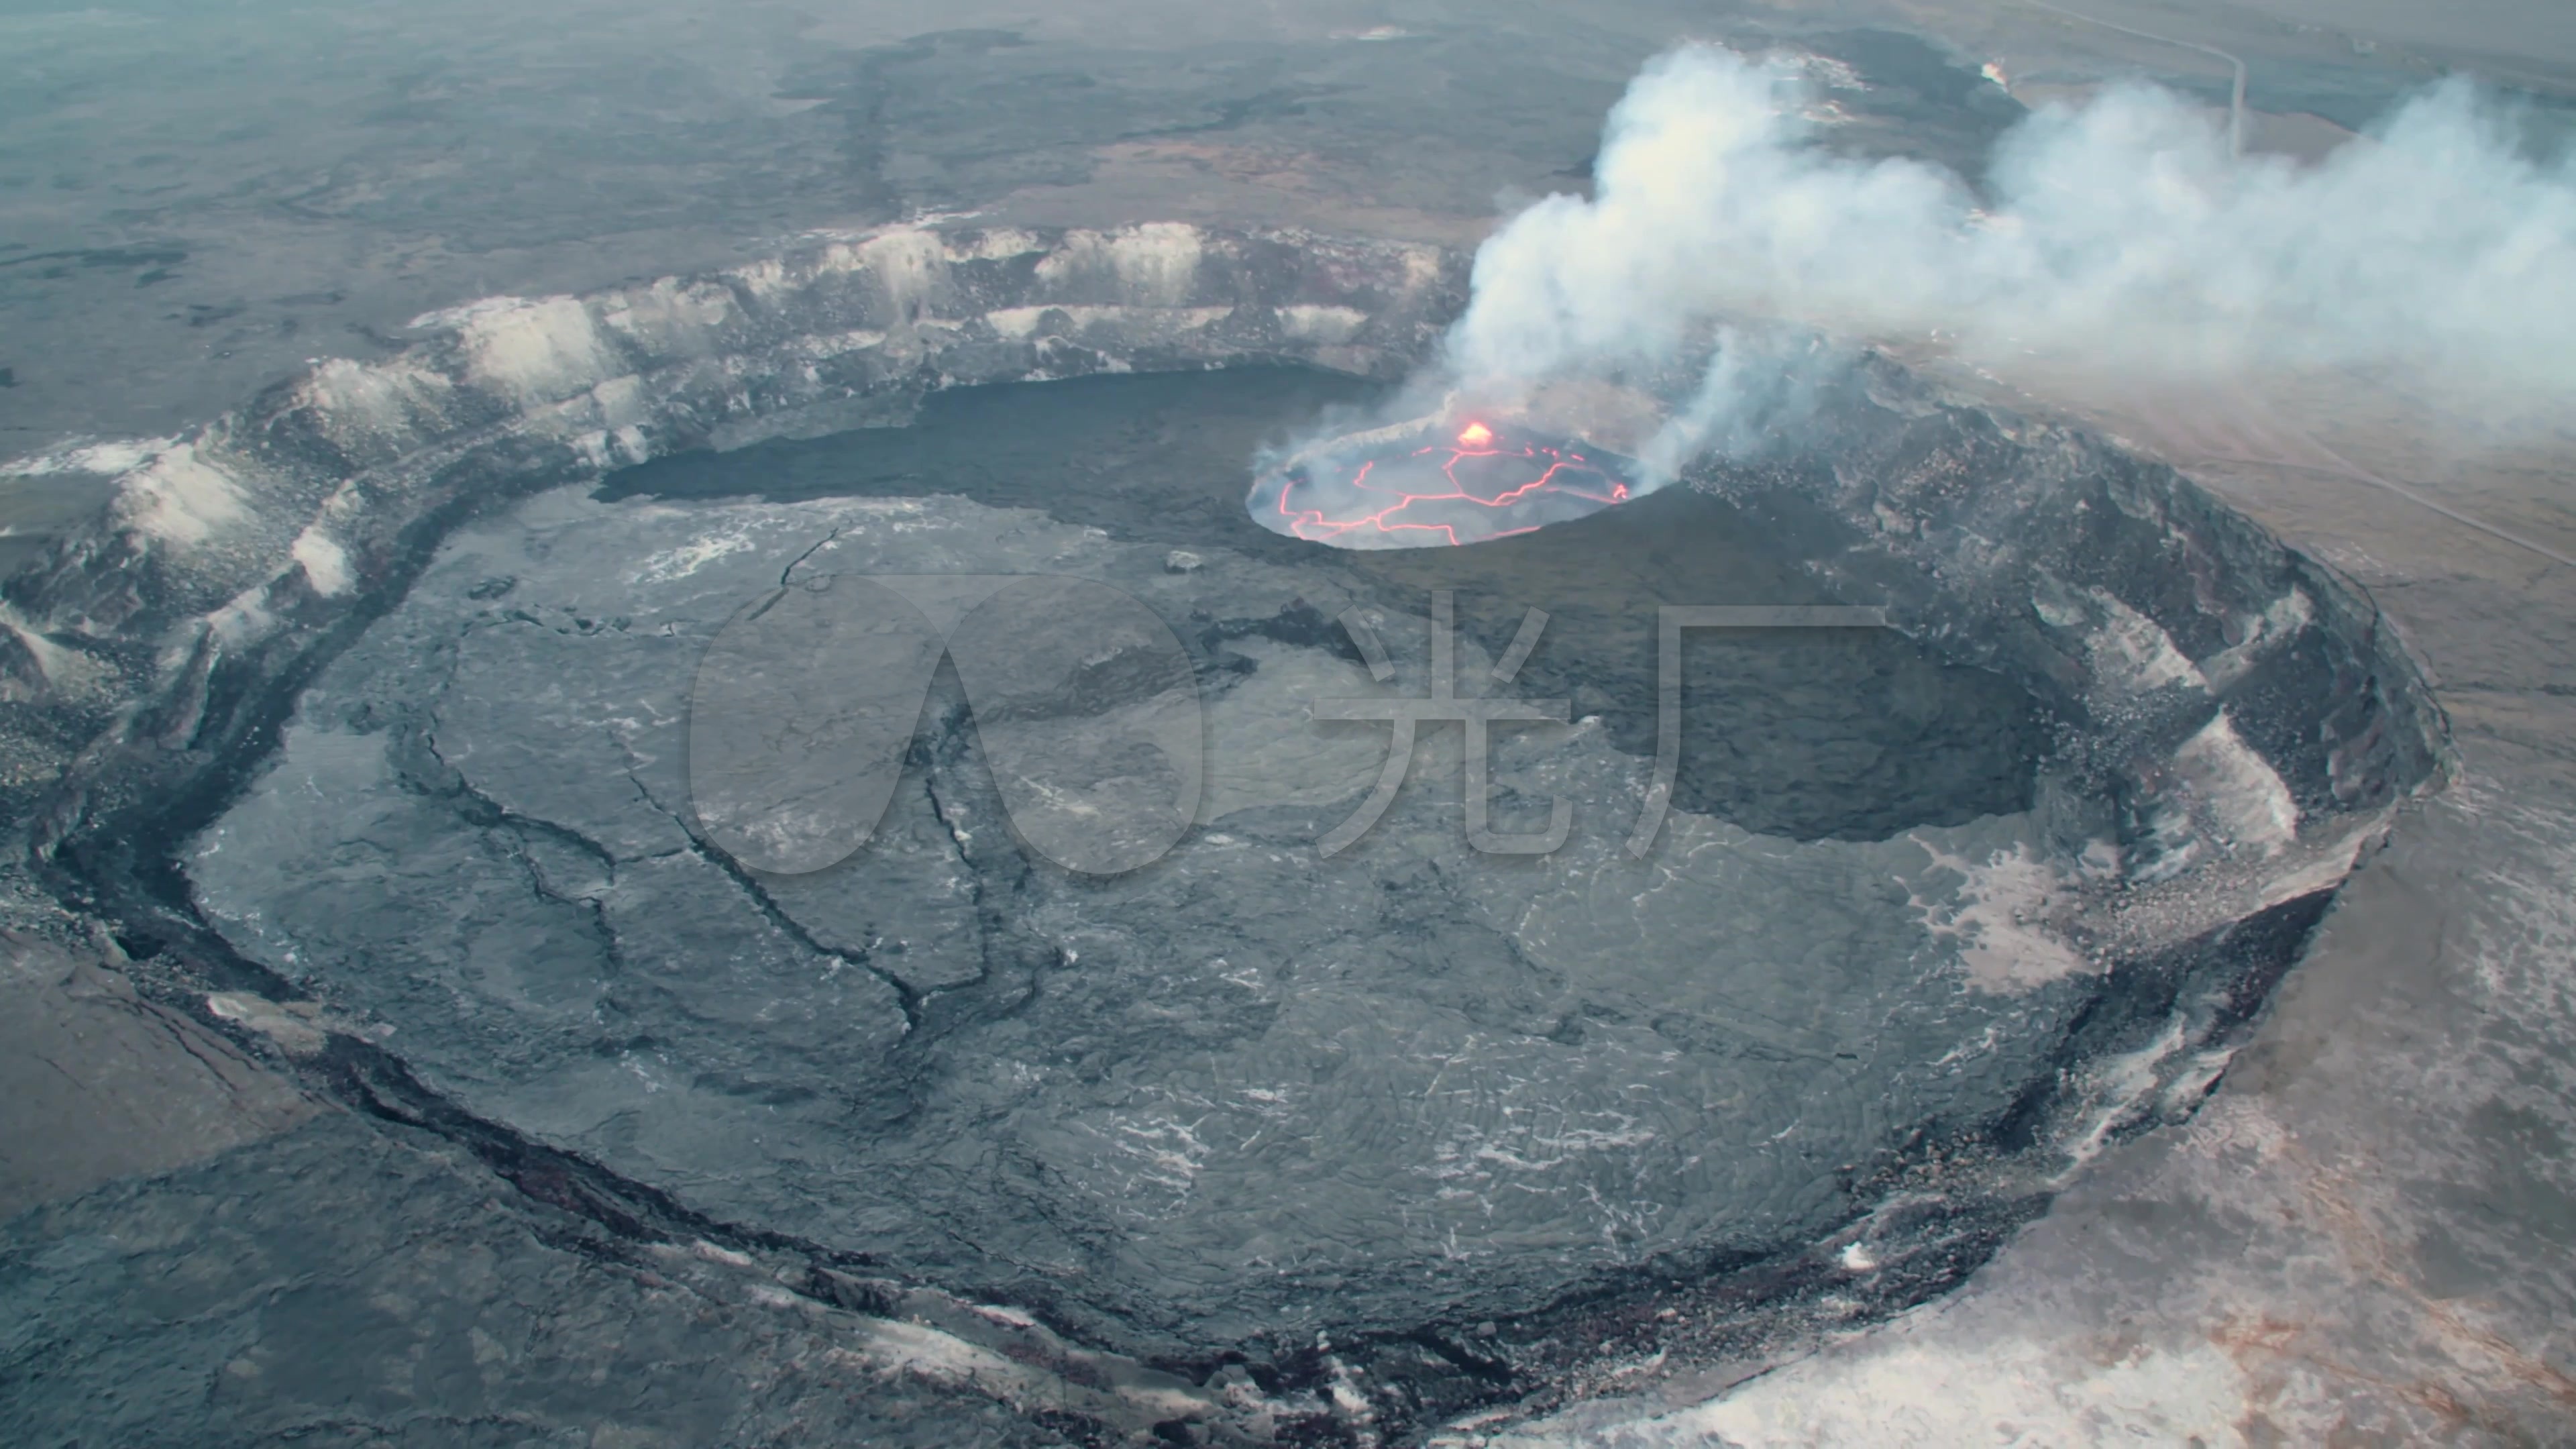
[12, 223, 2446, 1432]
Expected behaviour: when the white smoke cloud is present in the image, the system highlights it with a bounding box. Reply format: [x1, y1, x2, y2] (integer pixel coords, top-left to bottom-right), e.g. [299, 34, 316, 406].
[1436, 44, 2576, 472]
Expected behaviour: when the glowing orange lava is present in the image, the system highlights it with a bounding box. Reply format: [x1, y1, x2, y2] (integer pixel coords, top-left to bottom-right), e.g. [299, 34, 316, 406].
[1256, 421, 1634, 549]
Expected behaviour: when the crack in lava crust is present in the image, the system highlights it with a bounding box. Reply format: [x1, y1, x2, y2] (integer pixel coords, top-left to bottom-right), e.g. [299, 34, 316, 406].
[1256, 421, 1633, 548]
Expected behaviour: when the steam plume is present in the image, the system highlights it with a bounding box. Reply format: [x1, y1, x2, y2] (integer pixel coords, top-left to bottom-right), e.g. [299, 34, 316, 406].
[1444, 45, 2576, 472]
[1252, 45, 2575, 547]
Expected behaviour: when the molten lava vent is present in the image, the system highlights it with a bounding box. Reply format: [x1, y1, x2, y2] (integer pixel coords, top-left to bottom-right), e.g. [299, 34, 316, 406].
[1250, 417, 1634, 548]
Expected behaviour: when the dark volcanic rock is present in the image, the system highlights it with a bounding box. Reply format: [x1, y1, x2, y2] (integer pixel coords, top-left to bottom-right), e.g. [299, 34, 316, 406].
[0, 1113, 1080, 1448]
[186, 363, 2434, 1366]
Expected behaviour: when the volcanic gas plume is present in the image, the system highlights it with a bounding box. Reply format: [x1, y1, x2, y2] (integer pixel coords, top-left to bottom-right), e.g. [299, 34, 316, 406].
[1253, 42, 2576, 551]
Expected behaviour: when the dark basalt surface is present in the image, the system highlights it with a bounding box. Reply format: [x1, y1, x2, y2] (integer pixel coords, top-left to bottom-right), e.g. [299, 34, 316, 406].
[185, 368, 2081, 1360]
[0, 225, 2446, 1442]
[602, 368, 2051, 841]
[181, 358, 2434, 1375]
